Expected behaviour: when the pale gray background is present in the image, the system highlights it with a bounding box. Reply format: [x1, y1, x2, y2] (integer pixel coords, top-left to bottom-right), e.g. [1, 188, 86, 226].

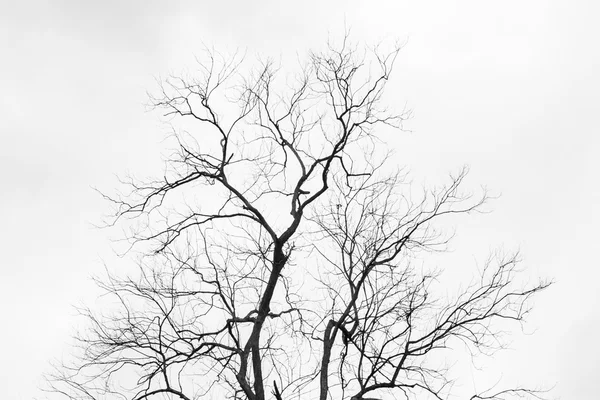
[1, 1, 598, 399]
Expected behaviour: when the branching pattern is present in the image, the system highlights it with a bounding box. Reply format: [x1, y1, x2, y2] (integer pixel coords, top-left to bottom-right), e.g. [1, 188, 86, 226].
[46, 37, 551, 400]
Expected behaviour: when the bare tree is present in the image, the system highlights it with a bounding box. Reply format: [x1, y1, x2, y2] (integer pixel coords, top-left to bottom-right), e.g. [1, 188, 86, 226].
[46, 36, 551, 400]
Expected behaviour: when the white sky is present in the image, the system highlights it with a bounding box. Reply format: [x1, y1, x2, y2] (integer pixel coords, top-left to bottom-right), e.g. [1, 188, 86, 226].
[1, 1, 598, 399]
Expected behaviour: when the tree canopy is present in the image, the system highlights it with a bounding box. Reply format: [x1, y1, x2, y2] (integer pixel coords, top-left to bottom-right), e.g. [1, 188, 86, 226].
[46, 36, 551, 400]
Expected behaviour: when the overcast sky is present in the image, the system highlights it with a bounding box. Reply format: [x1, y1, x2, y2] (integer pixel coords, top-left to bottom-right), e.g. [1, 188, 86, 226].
[1, 1, 598, 399]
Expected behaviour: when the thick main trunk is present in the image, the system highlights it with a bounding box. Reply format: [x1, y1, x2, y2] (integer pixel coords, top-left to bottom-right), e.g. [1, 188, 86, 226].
[319, 320, 336, 400]
[244, 244, 287, 400]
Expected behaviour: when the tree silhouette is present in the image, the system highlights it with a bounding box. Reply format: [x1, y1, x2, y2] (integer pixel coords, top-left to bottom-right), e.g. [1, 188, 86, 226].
[46, 36, 551, 400]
